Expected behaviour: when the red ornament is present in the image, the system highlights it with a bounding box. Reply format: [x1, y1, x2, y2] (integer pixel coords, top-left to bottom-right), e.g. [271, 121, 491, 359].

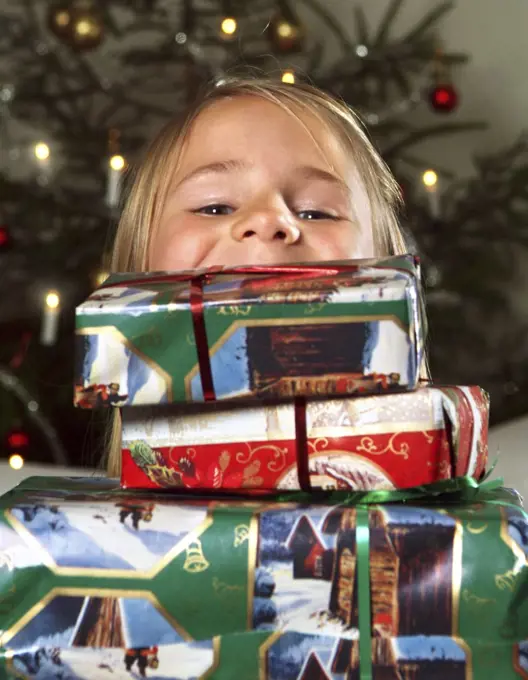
[0, 225, 11, 250]
[429, 83, 459, 113]
[7, 429, 30, 450]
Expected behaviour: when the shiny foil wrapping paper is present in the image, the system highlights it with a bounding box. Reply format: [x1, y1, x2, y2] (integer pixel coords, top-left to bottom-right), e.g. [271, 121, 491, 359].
[0, 477, 526, 680]
[120, 386, 489, 492]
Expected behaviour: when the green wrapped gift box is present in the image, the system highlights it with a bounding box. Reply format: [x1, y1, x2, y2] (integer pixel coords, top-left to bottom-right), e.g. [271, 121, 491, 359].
[74, 256, 423, 408]
[0, 477, 527, 678]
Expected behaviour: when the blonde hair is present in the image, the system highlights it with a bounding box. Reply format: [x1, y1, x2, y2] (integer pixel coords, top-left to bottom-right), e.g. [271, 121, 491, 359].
[106, 75, 410, 477]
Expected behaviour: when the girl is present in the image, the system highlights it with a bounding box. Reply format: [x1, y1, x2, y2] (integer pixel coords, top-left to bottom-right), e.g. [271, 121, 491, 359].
[106, 75, 410, 476]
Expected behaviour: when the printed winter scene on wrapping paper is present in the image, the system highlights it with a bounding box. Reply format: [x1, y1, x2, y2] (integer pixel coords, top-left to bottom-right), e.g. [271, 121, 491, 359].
[7, 499, 208, 573]
[190, 318, 414, 401]
[254, 507, 350, 638]
[255, 504, 461, 642]
[74, 334, 168, 409]
[0, 517, 45, 571]
[7, 594, 213, 680]
[78, 282, 161, 314]
[265, 631, 468, 680]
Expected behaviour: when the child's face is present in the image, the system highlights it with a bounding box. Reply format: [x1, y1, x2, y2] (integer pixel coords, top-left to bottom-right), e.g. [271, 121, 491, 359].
[150, 95, 374, 270]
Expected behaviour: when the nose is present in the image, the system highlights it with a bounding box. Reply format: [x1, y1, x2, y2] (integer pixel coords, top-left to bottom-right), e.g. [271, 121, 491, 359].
[230, 208, 301, 245]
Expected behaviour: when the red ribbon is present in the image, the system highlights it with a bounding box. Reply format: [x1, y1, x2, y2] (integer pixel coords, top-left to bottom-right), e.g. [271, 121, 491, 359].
[97, 263, 362, 291]
[294, 397, 311, 492]
[189, 276, 216, 402]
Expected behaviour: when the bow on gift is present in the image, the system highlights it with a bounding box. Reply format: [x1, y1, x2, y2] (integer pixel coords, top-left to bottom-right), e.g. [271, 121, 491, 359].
[99, 258, 419, 402]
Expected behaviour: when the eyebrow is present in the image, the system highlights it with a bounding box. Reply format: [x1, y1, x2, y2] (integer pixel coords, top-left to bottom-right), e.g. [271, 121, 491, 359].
[173, 160, 349, 192]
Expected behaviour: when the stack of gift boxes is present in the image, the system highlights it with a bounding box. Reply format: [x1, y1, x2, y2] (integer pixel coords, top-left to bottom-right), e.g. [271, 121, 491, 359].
[1, 256, 527, 680]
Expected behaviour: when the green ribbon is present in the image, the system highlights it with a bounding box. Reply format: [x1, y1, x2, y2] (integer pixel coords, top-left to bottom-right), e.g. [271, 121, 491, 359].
[356, 506, 372, 680]
[275, 471, 504, 508]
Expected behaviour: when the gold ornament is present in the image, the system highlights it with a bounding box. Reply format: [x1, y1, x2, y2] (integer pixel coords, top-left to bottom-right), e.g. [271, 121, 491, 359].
[268, 14, 303, 53]
[48, 1, 104, 52]
[70, 1, 104, 52]
[47, 2, 73, 40]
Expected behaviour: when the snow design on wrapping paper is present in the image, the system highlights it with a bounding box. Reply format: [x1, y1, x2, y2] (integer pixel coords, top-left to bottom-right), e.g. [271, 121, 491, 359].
[266, 631, 467, 680]
[254, 508, 346, 638]
[10, 640, 214, 680]
[7, 596, 184, 651]
[78, 334, 169, 406]
[8, 500, 208, 572]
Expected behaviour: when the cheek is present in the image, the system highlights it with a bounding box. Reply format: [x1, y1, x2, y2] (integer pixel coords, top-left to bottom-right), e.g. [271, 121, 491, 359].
[311, 223, 375, 260]
[149, 218, 216, 270]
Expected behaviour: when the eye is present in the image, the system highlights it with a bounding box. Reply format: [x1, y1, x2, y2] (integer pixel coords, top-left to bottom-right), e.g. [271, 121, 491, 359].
[194, 204, 234, 216]
[297, 210, 338, 221]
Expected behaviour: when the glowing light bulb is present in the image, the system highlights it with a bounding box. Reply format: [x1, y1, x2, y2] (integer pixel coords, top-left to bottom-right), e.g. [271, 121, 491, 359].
[9, 454, 24, 471]
[281, 70, 295, 84]
[34, 142, 50, 160]
[422, 170, 438, 188]
[109, 154, 125, 171]
[221, 17, 237, 36]
[45, 291, 60, 309]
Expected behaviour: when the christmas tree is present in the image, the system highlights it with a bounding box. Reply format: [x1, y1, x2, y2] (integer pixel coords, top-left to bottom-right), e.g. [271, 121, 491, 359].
[1, 0, 527, 466]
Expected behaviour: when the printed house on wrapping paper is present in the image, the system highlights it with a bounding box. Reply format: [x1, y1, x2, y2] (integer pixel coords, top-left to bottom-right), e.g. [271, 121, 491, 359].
[285, 514, 335, 580]
[321, 506, 457, 637]
[331, 638, 400, 680]
[295, 649, 334, 680]
[322, 508, 400, 635]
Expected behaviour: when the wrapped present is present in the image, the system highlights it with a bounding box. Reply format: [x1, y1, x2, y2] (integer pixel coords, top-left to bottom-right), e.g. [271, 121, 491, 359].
[120, 385, 489, 492]
[74, 256, 423, 408]
[1, 477, 527, 679]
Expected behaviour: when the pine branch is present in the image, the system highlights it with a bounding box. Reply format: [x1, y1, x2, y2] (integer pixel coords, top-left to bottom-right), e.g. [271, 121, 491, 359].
[353, 6, 370, 45]
[373, 0, 405, 46]
[383, 121, 488, 160]
[402, 1, 455, 43]
[299, 0, 354, 52]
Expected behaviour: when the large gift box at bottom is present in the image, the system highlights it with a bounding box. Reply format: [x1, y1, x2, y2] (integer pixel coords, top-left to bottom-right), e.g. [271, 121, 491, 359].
[1, 478, 527, 679]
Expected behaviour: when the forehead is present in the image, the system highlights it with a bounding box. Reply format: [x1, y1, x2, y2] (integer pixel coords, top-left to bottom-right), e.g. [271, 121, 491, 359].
[178, 94, 351, 174]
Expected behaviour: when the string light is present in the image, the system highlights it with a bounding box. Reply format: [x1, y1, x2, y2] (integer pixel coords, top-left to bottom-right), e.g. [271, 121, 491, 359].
[109, 154, 125, 171]
[41, 290, 61, 346]
[9, 454, 24, 470]
[281, 70, 296, 84]
[422, 169, 438, 187]
[220, 17, 237, 36]
[46, 291, 60, 309]
[422, 170, 440, 217]
[34, 142, 50, 160]
[106, 153, 126, 208]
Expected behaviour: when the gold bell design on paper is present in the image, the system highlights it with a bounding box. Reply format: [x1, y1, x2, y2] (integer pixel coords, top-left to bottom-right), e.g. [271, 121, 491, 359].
[183, 539, 210, 574]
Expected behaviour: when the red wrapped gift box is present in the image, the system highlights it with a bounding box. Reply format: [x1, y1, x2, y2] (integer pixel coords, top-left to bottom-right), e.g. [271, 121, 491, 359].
[120, 386, 489, 492]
